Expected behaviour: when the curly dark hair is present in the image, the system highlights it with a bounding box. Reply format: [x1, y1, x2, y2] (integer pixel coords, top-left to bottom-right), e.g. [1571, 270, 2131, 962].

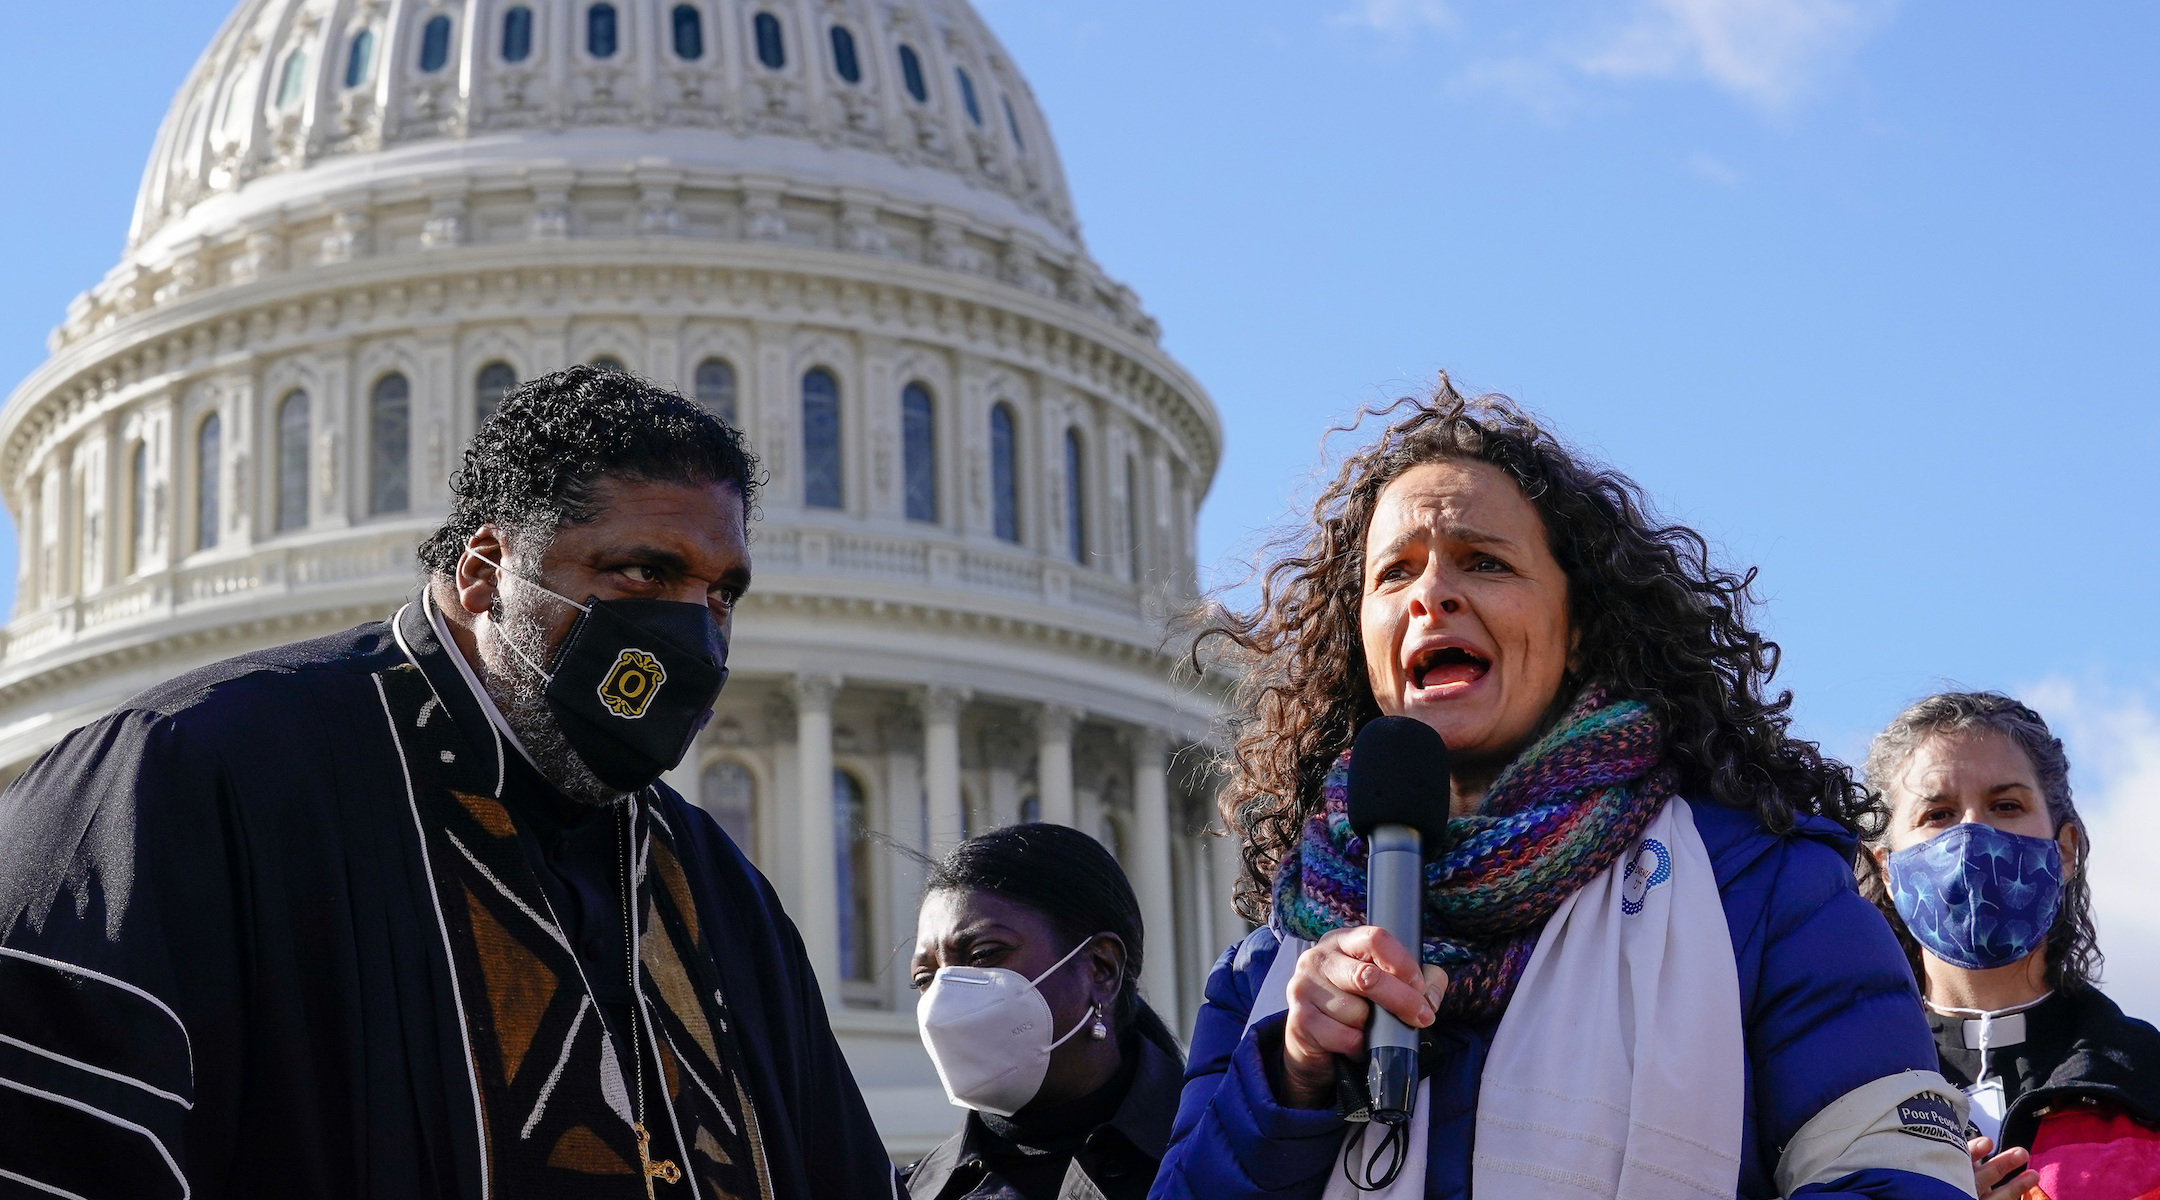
[1197, 379, 1875, 921]
[417, 364, 760, 575]
[1857, 691, 2101, 994]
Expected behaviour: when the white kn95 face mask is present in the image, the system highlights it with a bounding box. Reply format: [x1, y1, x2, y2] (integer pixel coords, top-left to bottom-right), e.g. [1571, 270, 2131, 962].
[915, 935, 1110, 1117]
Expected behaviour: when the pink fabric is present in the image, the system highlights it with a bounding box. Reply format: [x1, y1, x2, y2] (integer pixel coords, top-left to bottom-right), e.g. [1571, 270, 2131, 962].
[2028, 1107, 2160, 1200]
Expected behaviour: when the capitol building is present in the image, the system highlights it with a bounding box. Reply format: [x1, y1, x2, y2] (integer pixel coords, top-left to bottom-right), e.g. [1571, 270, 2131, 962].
[0, 0, 1238, 1156]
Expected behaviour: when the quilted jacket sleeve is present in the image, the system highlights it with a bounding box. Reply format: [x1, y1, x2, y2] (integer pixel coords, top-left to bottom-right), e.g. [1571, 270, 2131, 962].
[1729, 825, 1975, 1199]
[1148, 929, 1348, 1200]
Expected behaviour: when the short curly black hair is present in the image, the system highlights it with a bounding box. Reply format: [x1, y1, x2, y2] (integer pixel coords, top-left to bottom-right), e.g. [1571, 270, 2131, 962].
[417, 364, 759, 576]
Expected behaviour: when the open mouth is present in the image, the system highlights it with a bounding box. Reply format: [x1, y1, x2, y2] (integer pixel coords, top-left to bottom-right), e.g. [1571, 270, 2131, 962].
[1409, 645, 1491, 693]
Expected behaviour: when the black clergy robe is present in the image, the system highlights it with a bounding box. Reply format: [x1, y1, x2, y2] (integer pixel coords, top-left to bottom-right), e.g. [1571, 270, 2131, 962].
[0, 597, 900, 1200]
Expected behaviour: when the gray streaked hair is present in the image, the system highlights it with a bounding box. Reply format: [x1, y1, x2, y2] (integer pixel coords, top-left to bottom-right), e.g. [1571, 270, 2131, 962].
[1856, 691, 2101, 993]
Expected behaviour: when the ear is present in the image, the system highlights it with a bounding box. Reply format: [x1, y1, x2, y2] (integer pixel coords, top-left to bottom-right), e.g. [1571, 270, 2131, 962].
[2057, 821, 2081, 879]
[1085, 934, 1128, 1006]
[457, 524, 507, 618]
[1869, 842, 1889, 876]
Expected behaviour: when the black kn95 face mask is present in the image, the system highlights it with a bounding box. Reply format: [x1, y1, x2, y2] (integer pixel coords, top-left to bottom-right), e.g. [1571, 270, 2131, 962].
[470, 550, 730, 793]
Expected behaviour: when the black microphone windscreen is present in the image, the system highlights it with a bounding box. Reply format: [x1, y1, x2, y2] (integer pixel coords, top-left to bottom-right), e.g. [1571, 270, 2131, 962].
[1346, 716, 1452, 850]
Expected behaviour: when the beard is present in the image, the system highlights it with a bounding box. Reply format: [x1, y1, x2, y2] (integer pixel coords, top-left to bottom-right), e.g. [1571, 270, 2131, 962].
[475, 582, 628, 807]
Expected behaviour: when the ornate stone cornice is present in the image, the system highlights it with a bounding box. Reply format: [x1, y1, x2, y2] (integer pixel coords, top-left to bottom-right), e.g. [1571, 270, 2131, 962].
[3, 240, 1217, 499]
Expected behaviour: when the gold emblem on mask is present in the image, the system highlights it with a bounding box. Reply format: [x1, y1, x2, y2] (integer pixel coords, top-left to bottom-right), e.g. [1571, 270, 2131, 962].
[598, 649, 666, 718]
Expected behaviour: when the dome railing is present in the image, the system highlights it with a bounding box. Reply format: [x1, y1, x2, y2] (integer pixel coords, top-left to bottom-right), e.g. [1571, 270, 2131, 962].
[0, 518, 1172, 683]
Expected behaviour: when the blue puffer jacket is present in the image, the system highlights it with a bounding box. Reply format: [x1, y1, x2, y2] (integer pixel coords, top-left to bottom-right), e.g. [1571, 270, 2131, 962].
[1151, 801, 1971, 1200]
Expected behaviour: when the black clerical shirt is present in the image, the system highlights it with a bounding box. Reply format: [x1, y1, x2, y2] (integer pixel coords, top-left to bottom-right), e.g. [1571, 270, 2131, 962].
[1930, 987, 2160, 1151]
[497, 749, 640, 1067]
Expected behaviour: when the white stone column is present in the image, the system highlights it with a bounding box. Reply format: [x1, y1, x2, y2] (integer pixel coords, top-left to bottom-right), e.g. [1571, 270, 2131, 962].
[1034, 704, 1079, 827]
[1208, 813, 1250, 956]
[792, 674, 843, 999]
[918, 686, 969, 852]
[1130, 729, 1178, 1016]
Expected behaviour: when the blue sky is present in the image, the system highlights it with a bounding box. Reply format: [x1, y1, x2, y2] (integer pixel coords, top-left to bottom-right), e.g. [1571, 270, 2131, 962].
[3, 0, 2156, 1017]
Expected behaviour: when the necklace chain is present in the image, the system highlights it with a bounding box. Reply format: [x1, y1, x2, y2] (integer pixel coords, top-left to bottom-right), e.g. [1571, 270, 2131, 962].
[623, 794, 682, 1196]
[622, 797, 643, 1124]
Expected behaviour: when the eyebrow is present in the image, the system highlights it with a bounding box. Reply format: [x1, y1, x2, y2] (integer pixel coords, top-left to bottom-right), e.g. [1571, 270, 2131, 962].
[913, 921, 1016, 965]
[1910, 780, 2035, 806]
[948, 920, 1018, 944]
[597, 543, 753, 593]
[1368, 523, 1516, 566]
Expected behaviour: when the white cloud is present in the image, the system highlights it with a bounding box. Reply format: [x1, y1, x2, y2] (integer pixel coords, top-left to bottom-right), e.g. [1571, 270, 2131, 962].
[1338, 0, 1894, 116]
[1685, 149, 1743, 186]
[2023, 676, 2160, 1026]
[1580, 0, 1895, 110]
[1449, 56, 1581, 122]
[1333, 0, 1460, 35]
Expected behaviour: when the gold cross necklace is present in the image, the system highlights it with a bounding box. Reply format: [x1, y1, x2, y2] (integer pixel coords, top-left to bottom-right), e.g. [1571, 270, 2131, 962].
[623, 795, 682, 1198]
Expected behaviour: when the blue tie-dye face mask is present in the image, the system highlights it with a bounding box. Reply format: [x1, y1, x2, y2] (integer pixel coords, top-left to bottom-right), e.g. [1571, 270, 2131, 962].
[1888, 821, 2063, 971]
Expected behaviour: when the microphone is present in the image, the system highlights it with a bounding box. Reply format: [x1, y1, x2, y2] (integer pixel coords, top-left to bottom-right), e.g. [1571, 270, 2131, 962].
[1346, 715, 1452, 1127]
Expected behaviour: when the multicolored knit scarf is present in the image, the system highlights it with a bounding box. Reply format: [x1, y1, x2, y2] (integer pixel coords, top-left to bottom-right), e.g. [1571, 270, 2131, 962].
[1271, 689, 1676, 1021]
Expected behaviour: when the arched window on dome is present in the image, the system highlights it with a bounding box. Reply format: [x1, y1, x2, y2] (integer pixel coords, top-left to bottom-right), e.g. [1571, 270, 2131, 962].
[694, 358, 737, 424]
[956, 67, 982, 125]
[754, 12, 785, 70]
[276, 390, 311, 533]
[418, 15, 453, 73]
[898, 44, 927, 103]
[343, 29, 375, 89]
[990, 402, 1019, 543]
[701, 759, 757, 857]
[829, 25, 860, 84]
[1003, 95, 1026, 153]
[502, 6, 534, 63]
[587, 3, 619, 59]
[127, 440, 150, 577]
[834, 769, 874, 983]
[902, 383, 936, 523]
[1064, 428, 1086, 563]
[671, 5, 704, 60]
[276, 49, 309, 110]
[590, 355, 627, 373]
[801, 368, 842, 510]
[196, 413, 221, 553]
[474, 362, 516, 427]
[369, 373, 411, 516]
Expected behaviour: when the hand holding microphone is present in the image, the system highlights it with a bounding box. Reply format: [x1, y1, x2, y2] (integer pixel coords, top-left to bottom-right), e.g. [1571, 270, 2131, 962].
[1281, 717, 1454, 1114]
[1280, 927, 1447, 1109]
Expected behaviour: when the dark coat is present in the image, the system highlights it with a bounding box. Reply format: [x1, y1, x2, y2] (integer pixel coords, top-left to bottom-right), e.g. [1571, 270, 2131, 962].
[905, 1033, 1183, 1200]
[1931, 987, 2160, 1151]
[0, 602, 898, 1200]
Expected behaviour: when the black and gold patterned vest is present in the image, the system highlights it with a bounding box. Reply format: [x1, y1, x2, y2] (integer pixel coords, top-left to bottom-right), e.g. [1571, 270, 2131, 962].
[379, 660, 774, 1199]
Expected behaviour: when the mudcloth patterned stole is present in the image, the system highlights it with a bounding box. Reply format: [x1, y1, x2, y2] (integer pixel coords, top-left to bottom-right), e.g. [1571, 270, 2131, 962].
[381, 662, 774, 1199]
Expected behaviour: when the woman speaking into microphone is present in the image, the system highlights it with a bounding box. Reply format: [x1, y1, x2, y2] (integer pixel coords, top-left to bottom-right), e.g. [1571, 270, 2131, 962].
[1152, 383, 1977, 1200]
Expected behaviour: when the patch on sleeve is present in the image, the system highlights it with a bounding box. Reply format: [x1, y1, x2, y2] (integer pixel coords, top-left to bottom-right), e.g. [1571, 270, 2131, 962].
[1895, 1093, 1967, 1149]
[1774, 1070, 1978, 1196]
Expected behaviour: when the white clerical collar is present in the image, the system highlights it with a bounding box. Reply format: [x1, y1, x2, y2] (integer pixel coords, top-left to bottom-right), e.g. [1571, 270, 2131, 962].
[425, 590, 542, 775]
[1928, 991, 2053, 1052]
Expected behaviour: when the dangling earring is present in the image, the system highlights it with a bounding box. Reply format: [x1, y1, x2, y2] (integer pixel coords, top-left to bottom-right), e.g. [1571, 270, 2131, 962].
[1090, 1011, 1108, 1041]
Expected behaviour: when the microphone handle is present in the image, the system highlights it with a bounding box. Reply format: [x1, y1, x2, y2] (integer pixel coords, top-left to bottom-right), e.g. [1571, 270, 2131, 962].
[1364, 824, 1422, 1124]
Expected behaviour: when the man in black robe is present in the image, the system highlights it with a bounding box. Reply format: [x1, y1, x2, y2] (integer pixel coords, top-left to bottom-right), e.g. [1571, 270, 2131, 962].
[0, 366, 900, 1200]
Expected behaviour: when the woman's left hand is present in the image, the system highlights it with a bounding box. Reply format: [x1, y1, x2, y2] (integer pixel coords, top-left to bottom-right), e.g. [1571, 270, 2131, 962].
[1969, 1135, 2038, 1200]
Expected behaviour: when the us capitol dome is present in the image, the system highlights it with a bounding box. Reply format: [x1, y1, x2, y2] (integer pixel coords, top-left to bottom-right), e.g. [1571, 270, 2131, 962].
[0, 0, 1237, 1154]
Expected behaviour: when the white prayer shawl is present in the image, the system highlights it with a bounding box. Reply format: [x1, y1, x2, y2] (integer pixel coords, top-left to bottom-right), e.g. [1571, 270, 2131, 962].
[1473, 796, 1745, 1197]
[1247, 797, 1747, 1199]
